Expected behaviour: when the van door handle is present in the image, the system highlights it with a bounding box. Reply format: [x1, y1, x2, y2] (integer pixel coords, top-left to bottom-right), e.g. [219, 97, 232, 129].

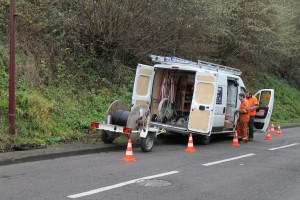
[199, 105, 205, 110]
[223, 107, 226, 113]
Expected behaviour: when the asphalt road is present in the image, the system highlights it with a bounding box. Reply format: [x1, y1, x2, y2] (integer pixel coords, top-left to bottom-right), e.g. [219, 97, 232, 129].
[0, 127, 299, 200]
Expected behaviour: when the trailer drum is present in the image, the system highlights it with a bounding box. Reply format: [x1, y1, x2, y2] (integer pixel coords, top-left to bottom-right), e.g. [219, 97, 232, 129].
[112, 109, 130, 126]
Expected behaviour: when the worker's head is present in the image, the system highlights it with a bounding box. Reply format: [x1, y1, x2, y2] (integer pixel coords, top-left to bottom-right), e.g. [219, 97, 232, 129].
[245, 91, 252, 98]
[239, 93, 246, 101]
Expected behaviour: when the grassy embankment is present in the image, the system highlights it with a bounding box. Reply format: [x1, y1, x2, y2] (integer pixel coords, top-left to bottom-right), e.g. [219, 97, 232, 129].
[0, 46, 132, 151]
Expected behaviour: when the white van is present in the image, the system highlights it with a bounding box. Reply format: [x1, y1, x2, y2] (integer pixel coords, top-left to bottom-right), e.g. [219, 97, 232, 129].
[91, 55, 274, 152]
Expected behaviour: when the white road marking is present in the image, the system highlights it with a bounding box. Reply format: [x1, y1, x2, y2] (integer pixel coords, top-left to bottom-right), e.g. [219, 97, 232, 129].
[67, 171, 179, 199]
[268, 143, 299, 151]
[202, 153, 256, 166]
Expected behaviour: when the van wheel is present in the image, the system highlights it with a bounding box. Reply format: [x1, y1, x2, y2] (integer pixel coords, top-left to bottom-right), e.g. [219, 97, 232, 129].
[101, 130, 115, 144]
[198, 135, 211, 145]
[140, 134, 154, 152]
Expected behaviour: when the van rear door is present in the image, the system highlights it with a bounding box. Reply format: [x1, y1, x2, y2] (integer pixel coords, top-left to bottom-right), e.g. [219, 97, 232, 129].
[132, 64, 155, 108]
[188, 71, 217, 134]
[254, 89, 274, 132]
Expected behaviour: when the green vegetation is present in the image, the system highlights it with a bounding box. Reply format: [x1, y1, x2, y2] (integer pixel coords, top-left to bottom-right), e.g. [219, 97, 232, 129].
[0, 66, 133, 151]
[0, 42, 133, 152]
[251, 74, 300, 124]
[0, 0, 299, 151]
[12, 85, 132, 144]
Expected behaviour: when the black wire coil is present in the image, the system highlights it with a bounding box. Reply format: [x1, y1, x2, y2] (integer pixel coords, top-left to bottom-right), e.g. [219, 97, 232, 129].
[112, 109, 130, 126]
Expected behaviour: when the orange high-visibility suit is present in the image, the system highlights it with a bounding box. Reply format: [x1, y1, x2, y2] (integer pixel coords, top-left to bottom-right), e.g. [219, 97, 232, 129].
[237, 100, 250, 140]
[248, 96, 258, 117]
[248, 96, 259, 139]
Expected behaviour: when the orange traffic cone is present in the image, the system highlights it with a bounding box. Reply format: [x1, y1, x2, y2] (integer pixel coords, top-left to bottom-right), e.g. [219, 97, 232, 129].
[122, 139, 136, 162]
[231, 130, 240, 147]
[265, 128, 273, 140]
[185, 133, 197, 152]
[276, 124, 283, 137]
[270, 123, 275, 134]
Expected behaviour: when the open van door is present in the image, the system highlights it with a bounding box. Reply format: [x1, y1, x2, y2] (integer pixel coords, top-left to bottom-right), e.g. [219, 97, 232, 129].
[188, 71, 217, 135]
[254, 89, 274, 132]
[132, 64, 155, 108]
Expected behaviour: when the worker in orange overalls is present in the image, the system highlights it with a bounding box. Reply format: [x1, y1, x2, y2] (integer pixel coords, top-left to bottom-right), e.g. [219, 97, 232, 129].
[246, 92, 259, 141]
[235, 93, 250, 143]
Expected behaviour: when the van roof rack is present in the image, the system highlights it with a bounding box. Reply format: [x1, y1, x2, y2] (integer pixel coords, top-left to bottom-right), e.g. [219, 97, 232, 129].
[149, 54, 197, 65]
[197, 60, 242, 76]
[148, 54, 242, 76]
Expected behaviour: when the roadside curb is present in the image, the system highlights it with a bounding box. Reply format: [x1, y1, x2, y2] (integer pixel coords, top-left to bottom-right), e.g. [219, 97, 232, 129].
[0, 144, 127, 166]
[280, 123, 300, 129]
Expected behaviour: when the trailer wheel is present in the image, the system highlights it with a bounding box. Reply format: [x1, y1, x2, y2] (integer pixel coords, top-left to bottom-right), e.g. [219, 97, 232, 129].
[140, 134, 154, 152]
[198, 135, 211, 145]
[101, 130, 115, 144]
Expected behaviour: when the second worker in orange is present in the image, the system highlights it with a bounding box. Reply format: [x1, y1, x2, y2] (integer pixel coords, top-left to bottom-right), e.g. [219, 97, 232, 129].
[235, 93, 250, 143]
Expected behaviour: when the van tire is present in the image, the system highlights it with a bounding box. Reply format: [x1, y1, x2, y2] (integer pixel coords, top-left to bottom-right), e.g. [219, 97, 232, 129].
[198, 135, 211, 145]
[101, 130, 115, 144]
[140, 134, 154, 152]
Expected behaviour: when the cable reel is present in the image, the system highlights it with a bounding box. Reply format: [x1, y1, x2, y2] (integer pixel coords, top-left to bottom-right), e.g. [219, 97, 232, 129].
[158, 97, 174, 123]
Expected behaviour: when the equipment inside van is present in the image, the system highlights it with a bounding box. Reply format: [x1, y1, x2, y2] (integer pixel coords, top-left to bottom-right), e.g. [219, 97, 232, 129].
[91, 55, 274, 152]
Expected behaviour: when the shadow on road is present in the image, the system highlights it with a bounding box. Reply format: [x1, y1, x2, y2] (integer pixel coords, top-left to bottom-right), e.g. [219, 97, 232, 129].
[157, 133, 233, 146]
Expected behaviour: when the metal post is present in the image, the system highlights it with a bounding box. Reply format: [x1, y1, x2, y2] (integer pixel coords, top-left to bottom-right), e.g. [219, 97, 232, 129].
[9, 0, 16, 135]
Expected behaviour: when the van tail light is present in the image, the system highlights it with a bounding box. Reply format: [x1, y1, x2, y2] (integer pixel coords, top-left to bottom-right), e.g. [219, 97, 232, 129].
[91, 122, 99, 129]
[123, 128, 132, 134]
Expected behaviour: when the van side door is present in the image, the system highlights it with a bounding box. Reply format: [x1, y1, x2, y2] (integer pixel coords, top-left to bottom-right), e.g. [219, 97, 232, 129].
[212, 74, 227, 131]
[188, 71, 217, 134]
[254, 89, 274, 132]
[131, 64, 155, 108]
